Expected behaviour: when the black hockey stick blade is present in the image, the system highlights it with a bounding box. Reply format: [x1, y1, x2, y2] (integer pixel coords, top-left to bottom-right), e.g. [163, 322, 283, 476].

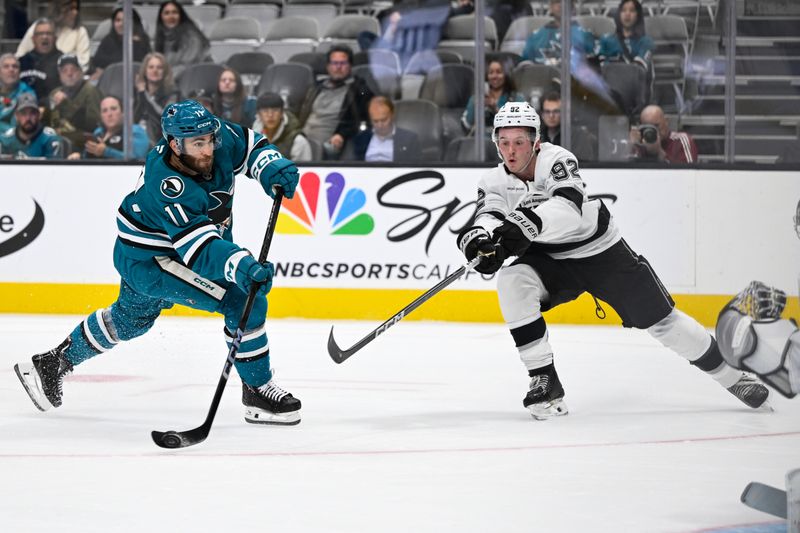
[741, 481, 787, 519]
[326, 256, 482, 364]
[152, 427, 209, 449]
[150, 191, 284, 449]
[328, 325, 361, 364]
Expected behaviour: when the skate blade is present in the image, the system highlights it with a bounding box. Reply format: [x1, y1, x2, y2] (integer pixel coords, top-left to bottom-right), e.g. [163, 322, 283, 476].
[14, 363, 52, 412]
[528, 398, 569, 421]
[755, 399, 774, 413]
[244, 407, 301, 426]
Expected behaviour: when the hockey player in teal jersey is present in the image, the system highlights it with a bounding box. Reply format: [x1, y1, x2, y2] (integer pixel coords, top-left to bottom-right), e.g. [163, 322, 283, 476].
[14, 100, 303, 425]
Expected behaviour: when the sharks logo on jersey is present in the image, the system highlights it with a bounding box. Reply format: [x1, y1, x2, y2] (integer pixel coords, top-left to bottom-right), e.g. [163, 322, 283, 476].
[160, 176, 185, 199]
[209, 190, 233, 230]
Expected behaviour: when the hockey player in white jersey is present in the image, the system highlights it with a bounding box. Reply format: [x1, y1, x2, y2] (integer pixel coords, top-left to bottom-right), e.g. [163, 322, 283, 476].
[714, 200, 800, 399]
[458, 101, 770, 419]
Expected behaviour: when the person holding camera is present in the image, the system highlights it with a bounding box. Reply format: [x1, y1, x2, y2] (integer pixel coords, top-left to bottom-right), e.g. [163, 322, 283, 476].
[630, 104, 697, 163]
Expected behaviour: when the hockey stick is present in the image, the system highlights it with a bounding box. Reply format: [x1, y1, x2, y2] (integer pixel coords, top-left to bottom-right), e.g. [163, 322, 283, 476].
[327, 256, 482, 364]
[741, 481, 788, 519]
[152, 190, 284, 449]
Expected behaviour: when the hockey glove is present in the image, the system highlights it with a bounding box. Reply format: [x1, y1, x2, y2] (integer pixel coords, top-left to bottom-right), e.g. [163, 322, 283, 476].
[458, 226, 506, 274]
[257, 156, 299, 199]
[228, 253, 274, 296]
[493, 207, 542, 257]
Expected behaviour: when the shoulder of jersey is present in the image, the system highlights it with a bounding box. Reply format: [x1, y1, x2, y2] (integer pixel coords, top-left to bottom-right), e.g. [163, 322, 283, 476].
[538, 142, 576, 166]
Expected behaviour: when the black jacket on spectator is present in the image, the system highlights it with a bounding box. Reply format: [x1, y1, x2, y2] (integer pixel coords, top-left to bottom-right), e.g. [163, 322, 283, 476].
[91, 9, 151, 73]
[19, 48, 62, 100]
[298, 76, 375, 141]
[351, 126, 421, 162]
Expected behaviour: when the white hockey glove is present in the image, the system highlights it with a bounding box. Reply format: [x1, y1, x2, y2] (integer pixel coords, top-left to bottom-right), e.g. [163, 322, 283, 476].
[730, 281, 787, 320]
[493, 207, 543, 257]
[457, 226, 506, 275]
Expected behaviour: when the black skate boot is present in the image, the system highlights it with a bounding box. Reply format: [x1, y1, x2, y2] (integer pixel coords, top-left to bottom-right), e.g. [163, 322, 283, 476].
[523, 363, 568, 420]
[727, 373, 770, 409]
[242, 376, 301, 425]
[14, 338, 74, 411]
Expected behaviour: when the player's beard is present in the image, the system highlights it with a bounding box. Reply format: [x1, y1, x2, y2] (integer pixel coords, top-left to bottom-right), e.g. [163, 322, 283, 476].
[181, 152, 214, 175]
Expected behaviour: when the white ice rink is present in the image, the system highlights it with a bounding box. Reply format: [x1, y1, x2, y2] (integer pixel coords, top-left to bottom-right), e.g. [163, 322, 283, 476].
[1, 314, 797, 533]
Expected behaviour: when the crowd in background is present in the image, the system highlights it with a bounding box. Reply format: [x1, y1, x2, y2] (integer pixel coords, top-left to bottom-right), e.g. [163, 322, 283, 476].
[0, 0, 724, 164]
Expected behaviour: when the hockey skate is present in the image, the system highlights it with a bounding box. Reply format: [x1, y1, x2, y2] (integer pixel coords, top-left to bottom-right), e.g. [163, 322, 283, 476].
[242, 376, 301, 425]
[727, 373, 770, 409]
[14, 339, 73, 411]
[523, 364, 568, 420]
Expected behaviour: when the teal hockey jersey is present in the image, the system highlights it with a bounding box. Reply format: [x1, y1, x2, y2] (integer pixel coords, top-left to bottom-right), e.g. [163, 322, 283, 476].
[115, 120, 285, 284]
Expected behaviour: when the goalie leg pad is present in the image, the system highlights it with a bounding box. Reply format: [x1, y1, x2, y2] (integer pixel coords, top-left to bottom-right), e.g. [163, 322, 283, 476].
[717, 307, 800, 398]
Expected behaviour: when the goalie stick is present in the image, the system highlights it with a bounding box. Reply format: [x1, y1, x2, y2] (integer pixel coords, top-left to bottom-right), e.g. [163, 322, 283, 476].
[741, 482, 787, 519]
[327, 256, 482, 364]
[151, 190, 284, 449]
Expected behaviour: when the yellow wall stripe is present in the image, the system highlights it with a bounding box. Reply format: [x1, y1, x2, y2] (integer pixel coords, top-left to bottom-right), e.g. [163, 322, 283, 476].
[1, 282, 797, 327]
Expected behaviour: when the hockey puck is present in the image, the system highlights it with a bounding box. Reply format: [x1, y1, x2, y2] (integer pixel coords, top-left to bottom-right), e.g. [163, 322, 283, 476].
[160, 431, 183, 448]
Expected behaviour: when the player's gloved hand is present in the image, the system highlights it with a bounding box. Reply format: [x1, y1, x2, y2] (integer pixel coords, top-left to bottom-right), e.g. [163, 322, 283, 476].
[261, 157, 299, 199]
[233, 254, 274, 296]
[493, 207, 542, 257]
[747, 281, 787, 319]
[458, 226, 506, 274]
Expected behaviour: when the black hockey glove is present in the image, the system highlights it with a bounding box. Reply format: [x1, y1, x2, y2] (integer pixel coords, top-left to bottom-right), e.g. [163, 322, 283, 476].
[457, 226, 506, 274]
[493, 207, 543, 257]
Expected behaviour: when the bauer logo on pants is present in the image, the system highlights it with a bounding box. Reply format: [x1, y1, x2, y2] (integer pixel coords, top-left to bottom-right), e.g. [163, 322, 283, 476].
[0, 198, 45, 259]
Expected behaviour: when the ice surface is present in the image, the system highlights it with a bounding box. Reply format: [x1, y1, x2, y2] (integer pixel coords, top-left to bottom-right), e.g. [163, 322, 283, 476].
[0, 315, 796, 532]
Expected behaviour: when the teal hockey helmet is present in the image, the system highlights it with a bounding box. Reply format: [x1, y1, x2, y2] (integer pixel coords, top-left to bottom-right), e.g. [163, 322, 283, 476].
[161, 100, 221, 147]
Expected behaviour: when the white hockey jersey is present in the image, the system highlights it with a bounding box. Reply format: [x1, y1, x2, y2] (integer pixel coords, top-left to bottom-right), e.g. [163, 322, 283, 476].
[475, 142, 620, 259]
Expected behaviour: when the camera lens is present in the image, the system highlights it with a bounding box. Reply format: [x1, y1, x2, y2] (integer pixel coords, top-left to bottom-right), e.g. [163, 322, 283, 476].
[640, 125, 658, 144]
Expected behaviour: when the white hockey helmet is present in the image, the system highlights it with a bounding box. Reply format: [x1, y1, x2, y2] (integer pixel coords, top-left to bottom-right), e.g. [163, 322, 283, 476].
[492, 101, 541, 145]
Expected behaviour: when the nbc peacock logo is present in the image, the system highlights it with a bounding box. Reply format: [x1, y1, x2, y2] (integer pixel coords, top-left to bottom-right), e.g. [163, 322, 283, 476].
[276, 171, 375, 235]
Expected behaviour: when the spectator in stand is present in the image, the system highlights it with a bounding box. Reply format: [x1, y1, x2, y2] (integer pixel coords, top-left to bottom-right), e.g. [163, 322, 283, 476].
[154, 0, 211, 77]
[213, 67, 256, 129]
[16, 0, 90, 72]
[298, 44, 374, 160]
[18, 19, 63, 100]
[66, 95, 149, 160]
[47, 53, 102, 152]
[350, 95, 420, 162]
[539, 91, 596, 161]
[133, 52, 180, 144]
[0, 92, 64, 159]
[89, 7, 152, 82]
[597, 0, 654, 101]
[461, 58, 524, 136]
[490, 0, 533, 43]
[630, 104, 698, 163]
[253, 92, 312, 162]
[0, 53, 36, 132]
[521, 0, 595, 65]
